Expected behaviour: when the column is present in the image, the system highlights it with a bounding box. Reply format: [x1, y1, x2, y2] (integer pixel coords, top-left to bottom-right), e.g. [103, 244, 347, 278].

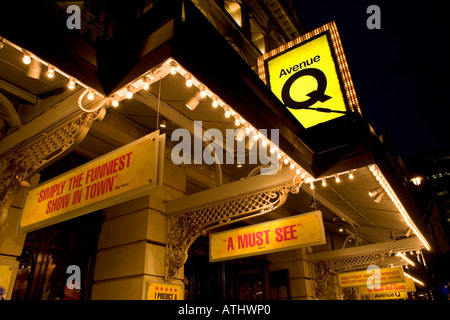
[268, 247, 314, 300]
[91, 160, 185, 300]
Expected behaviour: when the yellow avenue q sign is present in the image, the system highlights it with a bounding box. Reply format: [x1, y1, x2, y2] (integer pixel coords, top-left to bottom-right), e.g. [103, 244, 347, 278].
[19, 131, 164, 232]
[338, 267, 405, 288]
[209, 211, 325, 262]
[259, 22, 360, 129]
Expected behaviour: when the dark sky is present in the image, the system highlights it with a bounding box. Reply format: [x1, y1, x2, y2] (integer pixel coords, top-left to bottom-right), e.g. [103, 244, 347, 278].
[292, 0, 450, 158]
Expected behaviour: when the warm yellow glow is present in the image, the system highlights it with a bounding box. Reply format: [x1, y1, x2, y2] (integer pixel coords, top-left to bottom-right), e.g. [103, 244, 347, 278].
[111, 95, 119, 107]
[404, 272, 424, 286]
[212, 95, 219, 108]
[126, 86, 134, 99]
[396, 252, 415, 266]
[68, 78, 76, 90]
[87, 89, 95, 100]
[22, 52, 31, 65]
[411, 177, 422, 186]
[46, 65, 55, 78]
[185, 73, 193, 87]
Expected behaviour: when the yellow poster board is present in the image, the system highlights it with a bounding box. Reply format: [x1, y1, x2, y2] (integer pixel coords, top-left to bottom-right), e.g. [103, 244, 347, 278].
[209, 211, 325, 262]
[359, 278, 416, 295]
[338, 267, 405, 288]
[0, 260, 18, 300]
[19, 131, 164, 233]
[147, 280, 184, 300]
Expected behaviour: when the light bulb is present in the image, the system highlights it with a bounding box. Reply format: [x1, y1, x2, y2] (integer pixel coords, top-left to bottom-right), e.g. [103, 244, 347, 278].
[349, 171, 354, 179]
[46, 65, 55, 78]
[22, 53, 31, 64]
[22, 53, 31, 65]
[224, 107, 231, 118]
[335, 175, 341, 183]
[234, 116, 240, 126]
[126, 86, 134, 99]
[143, 77, 150, 90]
[170, 62, 177, 75]
[212, 96, 219, 108]
[284, 157, 289, 165]
[290, 162, 295, 170]
[253, 133, 259, 141]
[322, 178, 327, 187]
[199, 86, 206, 99]
[111, 95, 119, 107]
[310, 182, 315, 190]
[68, 78, 76, 90]
[185, 74, 193, 87]
[87, 89, 95, 100]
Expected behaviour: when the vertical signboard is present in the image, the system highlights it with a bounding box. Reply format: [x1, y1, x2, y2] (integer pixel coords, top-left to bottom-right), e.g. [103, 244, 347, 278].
[19, 131, 165, 232]
[258, 21, 361, 129]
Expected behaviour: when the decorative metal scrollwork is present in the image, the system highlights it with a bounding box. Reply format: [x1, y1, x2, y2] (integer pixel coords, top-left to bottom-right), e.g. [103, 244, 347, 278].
[311, 261, 336, 298]
[0, 112, 94, 226]
[166, 184, 295, 278]
[310, 252, 385, 299]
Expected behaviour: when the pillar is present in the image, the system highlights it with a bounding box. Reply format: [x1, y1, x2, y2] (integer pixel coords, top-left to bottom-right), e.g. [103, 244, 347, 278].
[91, 160, 185, 300]
[267, 247, 314, 300]
[0, 175, 39, 299]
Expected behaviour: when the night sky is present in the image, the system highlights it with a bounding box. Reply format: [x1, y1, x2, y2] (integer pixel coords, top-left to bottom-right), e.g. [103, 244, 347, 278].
[293, 0, 450, 158]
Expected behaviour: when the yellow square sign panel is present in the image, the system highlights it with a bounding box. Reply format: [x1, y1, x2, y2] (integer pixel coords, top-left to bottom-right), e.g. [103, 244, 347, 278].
[209, 211, 326, 262]
[258, 21, 361, 129]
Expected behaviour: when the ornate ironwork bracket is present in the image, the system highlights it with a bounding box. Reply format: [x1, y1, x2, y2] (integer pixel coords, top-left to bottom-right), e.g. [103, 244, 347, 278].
[310, 252, 385, 299]
[0, 112, 95, 226]
[165, 180, 303, 279]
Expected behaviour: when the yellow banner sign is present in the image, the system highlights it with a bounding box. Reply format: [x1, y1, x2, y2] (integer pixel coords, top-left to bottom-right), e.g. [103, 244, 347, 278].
[19, 131, 163, 232]
[367, 292, 409, 300]
[147, 281, 184, 300]
[359, 278, 416, 295]
[338, 267, 405, 288]
[259, 22, 361, 129]
[0, 264, 14, 300]
[209, 211, 325, 262]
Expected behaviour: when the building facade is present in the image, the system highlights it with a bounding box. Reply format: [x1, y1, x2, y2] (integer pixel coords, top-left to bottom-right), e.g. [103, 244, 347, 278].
[0, 0, 434, 301]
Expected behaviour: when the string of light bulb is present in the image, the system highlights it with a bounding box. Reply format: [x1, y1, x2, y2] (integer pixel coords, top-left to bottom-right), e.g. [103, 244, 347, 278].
[1, 37, 101, 97]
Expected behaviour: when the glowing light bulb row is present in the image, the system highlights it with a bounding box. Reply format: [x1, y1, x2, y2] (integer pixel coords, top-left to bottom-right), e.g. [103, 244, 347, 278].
[303, 171, 356, 190]
[368, 165, 430, 251]
[168, 60, 307, 174]
[2, 37, 101, 100]
[20, 50, 90, 93]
